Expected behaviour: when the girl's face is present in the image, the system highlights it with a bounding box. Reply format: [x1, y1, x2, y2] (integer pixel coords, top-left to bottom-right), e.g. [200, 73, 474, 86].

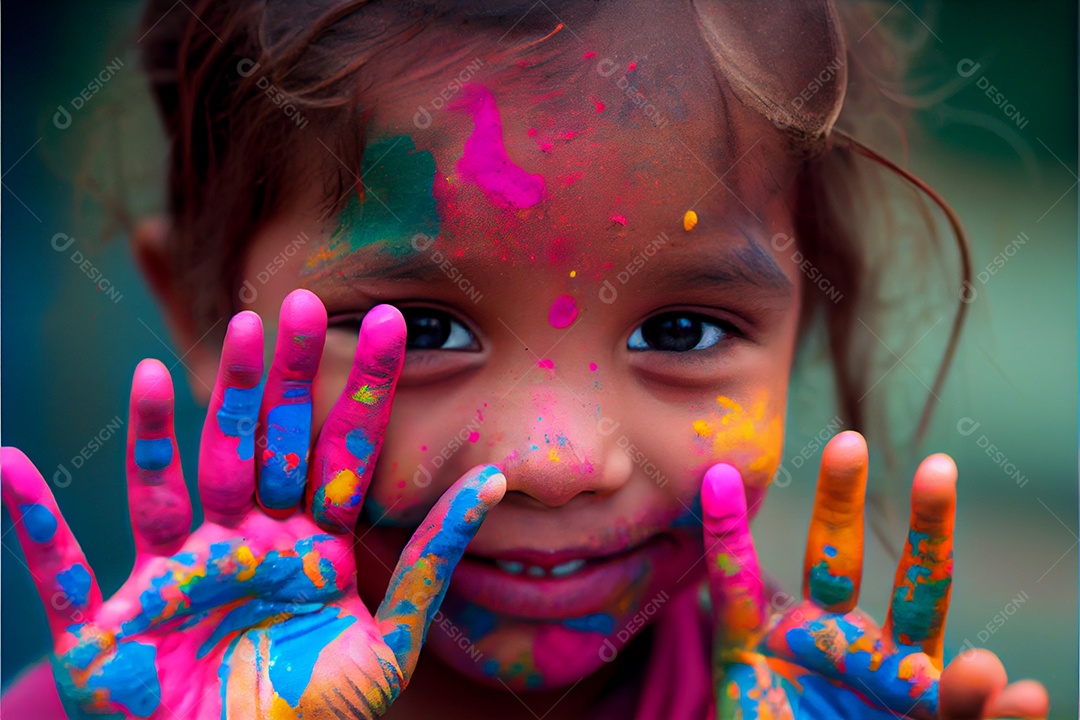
[232, 10, 804, 692]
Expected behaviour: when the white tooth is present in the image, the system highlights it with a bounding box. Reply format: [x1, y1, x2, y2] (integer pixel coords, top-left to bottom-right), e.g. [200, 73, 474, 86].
[525, 565, 547, 578]
[550, 559, 586, 577]
[496, 560, 525, 574]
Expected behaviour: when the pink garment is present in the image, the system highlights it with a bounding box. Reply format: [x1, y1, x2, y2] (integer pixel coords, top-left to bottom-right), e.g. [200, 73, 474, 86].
[633, 581, 714, 720]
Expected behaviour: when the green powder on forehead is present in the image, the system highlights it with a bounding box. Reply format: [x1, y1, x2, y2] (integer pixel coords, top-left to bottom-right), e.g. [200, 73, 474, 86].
[331, 135, 441, 257]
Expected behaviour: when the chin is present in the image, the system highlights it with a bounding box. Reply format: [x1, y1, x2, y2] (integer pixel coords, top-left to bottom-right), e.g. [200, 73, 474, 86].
[428, 619, 614, 690]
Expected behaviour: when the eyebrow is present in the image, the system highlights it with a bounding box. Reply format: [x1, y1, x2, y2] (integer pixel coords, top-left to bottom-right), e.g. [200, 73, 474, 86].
[310, 232, 794, 297]
[650, 233, 794, 297]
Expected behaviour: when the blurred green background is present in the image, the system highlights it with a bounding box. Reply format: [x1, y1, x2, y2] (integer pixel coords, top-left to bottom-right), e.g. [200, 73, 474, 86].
[2, 1, 1076, 716]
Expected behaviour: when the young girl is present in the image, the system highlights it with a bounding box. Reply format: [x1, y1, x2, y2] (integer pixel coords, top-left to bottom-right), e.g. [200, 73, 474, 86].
[1, 0, 1052, 717]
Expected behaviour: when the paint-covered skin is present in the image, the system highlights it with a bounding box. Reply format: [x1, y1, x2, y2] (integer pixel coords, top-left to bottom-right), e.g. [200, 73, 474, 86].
[1, 290, 505, 719]
[705, 432, 958, 719]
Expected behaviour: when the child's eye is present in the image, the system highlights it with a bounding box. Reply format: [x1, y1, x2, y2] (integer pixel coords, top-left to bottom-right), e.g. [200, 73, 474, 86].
[627, 312, 732, 352]
[327, 307, 480, 351]
[401, 308, 478, 351]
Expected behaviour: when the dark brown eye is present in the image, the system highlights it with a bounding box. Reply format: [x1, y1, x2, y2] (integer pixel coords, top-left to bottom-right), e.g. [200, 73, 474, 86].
[401, 308, 477, 351]
[628, 313, 730, 352]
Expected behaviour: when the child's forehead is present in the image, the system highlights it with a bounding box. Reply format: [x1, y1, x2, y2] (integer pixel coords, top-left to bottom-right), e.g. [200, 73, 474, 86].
[305, 2, 801, 282]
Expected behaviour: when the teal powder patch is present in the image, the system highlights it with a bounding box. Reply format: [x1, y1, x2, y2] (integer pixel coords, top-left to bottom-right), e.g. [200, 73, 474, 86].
[808, 560, 854, 607]
[331, 135, 440, 256]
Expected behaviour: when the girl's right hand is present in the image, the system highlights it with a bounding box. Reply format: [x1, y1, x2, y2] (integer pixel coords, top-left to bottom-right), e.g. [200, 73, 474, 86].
[2, 289, 506, 719]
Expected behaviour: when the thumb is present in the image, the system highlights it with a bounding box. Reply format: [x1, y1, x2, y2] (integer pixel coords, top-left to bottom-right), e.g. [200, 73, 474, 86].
[374, 465, 506, 682]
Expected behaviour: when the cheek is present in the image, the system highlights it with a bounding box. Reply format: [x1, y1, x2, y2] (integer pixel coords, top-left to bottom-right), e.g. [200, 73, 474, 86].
[686, 391, 785, 488]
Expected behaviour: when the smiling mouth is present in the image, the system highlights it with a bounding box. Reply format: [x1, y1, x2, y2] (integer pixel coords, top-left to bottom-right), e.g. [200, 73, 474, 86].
[465, 534, 672, 579]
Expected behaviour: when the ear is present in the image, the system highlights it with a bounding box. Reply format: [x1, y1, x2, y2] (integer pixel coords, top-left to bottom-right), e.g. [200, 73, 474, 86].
[132, 216, 219, 406]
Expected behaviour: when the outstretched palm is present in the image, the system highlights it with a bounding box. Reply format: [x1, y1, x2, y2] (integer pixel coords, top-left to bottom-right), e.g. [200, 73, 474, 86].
[2, 290, 504, 719]
[703, 433, 962, 719]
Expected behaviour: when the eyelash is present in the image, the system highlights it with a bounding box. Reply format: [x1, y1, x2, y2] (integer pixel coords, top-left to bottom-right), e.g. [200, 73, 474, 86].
[627, 311, 741, 353]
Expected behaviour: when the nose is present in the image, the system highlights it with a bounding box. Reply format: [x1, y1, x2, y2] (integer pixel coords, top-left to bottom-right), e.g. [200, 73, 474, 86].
[494, 387, 634, 507]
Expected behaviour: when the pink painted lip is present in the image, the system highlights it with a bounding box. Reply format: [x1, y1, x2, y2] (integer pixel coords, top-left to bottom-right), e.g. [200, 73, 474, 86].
[450, 534, 679, 620]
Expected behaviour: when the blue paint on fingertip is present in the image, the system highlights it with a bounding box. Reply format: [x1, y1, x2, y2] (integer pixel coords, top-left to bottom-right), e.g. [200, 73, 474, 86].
[21, 503, 57, 543]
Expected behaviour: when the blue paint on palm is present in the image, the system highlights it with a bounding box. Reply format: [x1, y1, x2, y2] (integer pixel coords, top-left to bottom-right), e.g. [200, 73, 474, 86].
[794, 674, 896, 718]
[56, 635, 161, 717]
[197, 598, 326, 658]
[133, 438, 173, 471]
[216, 385, 262, 460]
[263, 607, 357, 706]
[20, 503, 57, 542]
[262, 400, 312, 508]
[119, 535, 340, 638]
[784, 617, 939, 715]
[57, 563, 92, 608]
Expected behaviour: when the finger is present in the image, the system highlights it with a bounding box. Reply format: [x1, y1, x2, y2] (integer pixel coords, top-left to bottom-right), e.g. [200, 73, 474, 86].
[375, 465, 505, 681]
[987, 680, 1050, 718]
[802, 430, 867, 613]
[702, 463, 765, 652]
[886, 453, 955, 663]
[309, 304, 406, 533]
[126, 359, 191, 559]
[1, 447, 102, 638]
[940, 648, 1007, 720]
[199, 311, 264, 525]
[256, 289, 326, 516]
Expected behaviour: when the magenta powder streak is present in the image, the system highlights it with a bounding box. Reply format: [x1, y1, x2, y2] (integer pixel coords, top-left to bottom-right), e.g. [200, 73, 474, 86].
[548, 295, 578, 329]
[453, 86, 546, 209]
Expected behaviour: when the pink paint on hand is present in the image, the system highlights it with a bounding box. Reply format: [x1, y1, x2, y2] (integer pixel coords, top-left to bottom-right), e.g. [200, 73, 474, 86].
[548, 295, 578, 329]
[453, 86, 546, 209]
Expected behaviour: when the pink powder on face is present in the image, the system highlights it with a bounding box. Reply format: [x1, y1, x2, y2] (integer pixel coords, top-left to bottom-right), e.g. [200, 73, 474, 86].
[610, 215, 627, 226]
[589, 362, 598, 371]
[453, 85, 546, 209]
[467, 431, 480, 443]
[548, 295, 578, 329]
[537, 358, 555, 369]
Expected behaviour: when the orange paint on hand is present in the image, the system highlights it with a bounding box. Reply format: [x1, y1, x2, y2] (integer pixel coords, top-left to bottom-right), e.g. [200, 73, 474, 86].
[325, 469, 359, 505]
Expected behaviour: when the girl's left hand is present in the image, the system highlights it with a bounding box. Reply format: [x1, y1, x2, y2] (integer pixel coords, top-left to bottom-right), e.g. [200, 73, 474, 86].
[703, 431, 1050, 719]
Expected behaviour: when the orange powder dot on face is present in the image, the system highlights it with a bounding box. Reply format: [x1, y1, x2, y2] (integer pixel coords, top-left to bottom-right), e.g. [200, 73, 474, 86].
[683, 210, 698, 231]
[693, 420, 715, 437]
